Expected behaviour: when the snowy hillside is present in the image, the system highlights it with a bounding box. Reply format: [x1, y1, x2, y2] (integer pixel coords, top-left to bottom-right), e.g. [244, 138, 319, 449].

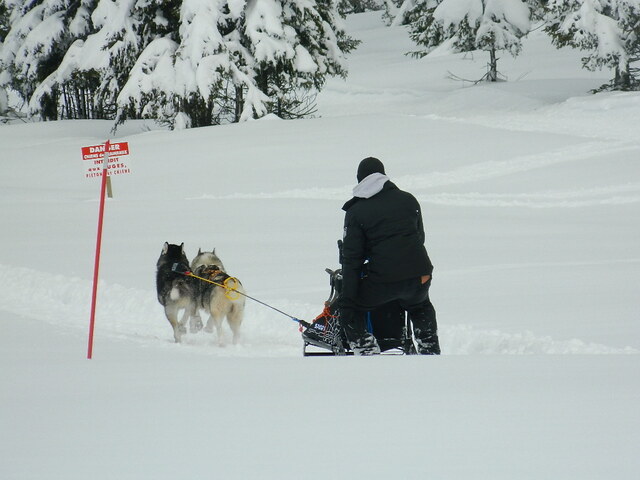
[1, 12, 639, 480]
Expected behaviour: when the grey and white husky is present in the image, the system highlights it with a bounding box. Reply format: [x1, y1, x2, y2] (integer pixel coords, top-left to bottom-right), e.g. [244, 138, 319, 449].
[156, 242, 202, 342]
[191, 248, 245, 345]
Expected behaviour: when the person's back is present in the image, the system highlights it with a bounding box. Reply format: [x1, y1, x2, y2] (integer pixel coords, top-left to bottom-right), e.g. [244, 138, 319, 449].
[339, 157, 440, 356]
[343, 180, 431, 283]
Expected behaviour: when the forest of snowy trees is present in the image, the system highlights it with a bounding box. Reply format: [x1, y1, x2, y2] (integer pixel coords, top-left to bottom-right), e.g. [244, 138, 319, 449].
[0, 0, 359, 127]
[395, 0, 639, 89]
[1, 0, 638, 127]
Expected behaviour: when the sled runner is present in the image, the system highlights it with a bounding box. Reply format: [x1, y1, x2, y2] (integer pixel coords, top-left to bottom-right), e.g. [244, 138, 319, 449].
[301, 267, 417, 356]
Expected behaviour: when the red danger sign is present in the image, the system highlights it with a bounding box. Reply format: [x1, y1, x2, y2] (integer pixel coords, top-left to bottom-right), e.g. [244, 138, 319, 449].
[81, 141, 131, 178]
[81, 142, 129, 160]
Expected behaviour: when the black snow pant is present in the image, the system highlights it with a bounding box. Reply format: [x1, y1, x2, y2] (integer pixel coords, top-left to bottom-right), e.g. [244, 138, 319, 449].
[339, 276, 440, 355]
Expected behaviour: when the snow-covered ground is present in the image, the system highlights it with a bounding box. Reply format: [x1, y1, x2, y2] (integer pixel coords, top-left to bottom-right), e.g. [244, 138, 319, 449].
[1, 12, 639, 479]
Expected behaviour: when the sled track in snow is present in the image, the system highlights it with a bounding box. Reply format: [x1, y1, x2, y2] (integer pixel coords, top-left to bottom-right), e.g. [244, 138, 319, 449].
[417, 183, 640, 208]
[192, 143, 640, 208]
[0, 264, 636, 356]
[398, 142, 640, 191]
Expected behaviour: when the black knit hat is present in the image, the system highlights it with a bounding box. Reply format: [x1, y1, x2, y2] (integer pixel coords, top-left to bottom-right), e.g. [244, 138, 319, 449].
[357, 157, 386, 182]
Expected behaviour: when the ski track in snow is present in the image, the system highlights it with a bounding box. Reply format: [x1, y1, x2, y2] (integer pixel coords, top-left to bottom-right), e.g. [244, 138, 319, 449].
[419, 183, 640, 208]
[1, 264, 636, 356]
[435, 107, 640, 143]
[191, 142, 640, 208]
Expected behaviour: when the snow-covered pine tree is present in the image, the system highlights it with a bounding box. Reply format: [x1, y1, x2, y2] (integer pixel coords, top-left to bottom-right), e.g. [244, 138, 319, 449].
[338, 0, 384, 14]
[525, 0, 547, 21]
[247, 0, 358, 119]
[29, 0, 106, 120]
[407, 0, 531, 82]
[2, 0, 359, 128]
[629, 2, 640, 85]
[226, 0, 359, 121]
[0, 2, 7, 102]
[0, 0, 22, 75]
[0, 0, 102, 119]
[222, 1, 271, 124]
[0, 1, 17, 115]
[0, 2, 9, 40]
[2, 0, 188, 122]
[115, 0, 267, 128]
[112, 0, 187, 126]
[383, 0, 417, 26]
[1, 0, 64, 118]
[545, 0, 640, 90]
[117, 0, 358, 128]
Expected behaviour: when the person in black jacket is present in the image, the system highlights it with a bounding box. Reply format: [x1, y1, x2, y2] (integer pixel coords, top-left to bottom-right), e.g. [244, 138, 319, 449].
[339, 157, 440, 355]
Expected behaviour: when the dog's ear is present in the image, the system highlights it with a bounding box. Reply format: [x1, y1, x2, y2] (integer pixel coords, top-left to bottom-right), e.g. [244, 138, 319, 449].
[198, 248, 202, 255]
[180, 243, 185, 254]
[212, 248, 216, 254]
[162, 242, 169, 254]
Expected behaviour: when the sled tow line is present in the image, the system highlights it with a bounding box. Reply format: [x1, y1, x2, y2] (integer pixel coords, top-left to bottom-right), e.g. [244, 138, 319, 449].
[172, 263, 311, 328]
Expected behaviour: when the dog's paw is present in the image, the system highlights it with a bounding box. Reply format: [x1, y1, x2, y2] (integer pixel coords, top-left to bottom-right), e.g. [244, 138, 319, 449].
[190, 316, 203, 333]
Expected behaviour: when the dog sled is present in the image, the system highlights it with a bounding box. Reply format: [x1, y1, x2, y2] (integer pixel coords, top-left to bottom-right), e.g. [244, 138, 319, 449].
[301, 267, 417, 356]
[165, 241, 418, 356]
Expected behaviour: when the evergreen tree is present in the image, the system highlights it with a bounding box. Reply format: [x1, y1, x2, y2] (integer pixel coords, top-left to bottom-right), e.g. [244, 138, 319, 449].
[338, 0, 383, 14]
[118, 0, 359, 129]
[115, 0, 266, 128]
[33, 0, 103, 119]
[1, 0, 359, 128]
[0, 2, 10, 41]
[0, 0, 101, 119]
[0, 2, 8, 113]
[526, 0, 547, 21]
[95, 0, 178, 121]
[113, 0, 191, 127]
[407, 0, 531, 81]
[1, 0, 61, 117]
[383, 0, 417, 26]
[249, 0, 358, 119]
[545, 0, 640, 90]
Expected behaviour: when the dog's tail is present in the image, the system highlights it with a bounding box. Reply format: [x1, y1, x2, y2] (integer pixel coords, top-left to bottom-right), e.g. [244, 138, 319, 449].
[169, 285, 181, 301]
[170, 278, 194, 301]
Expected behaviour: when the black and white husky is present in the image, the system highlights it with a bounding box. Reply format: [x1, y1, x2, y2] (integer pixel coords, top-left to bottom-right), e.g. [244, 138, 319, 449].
[191, 248, 246, 345]
[156, 242, 202, 342]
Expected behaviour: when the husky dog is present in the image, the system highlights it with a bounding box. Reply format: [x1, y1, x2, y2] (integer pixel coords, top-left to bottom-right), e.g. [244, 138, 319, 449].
[156, 242, 202, 342]
[191, 248, 245, 345]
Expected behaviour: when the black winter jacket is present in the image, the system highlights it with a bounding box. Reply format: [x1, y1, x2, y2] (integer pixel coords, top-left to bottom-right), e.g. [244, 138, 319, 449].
[341, 180, 433, 301]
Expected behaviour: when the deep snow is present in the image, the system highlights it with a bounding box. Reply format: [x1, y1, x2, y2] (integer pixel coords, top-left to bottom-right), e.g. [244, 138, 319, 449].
[1, 12, 639, 480]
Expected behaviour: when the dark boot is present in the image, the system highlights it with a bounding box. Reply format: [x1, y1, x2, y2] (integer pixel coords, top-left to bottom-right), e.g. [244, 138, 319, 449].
[409, 303, 441, 355]
[351, 333, 381, 356]
[414, 335, 440, 355]
[340, 308, 380, 356]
